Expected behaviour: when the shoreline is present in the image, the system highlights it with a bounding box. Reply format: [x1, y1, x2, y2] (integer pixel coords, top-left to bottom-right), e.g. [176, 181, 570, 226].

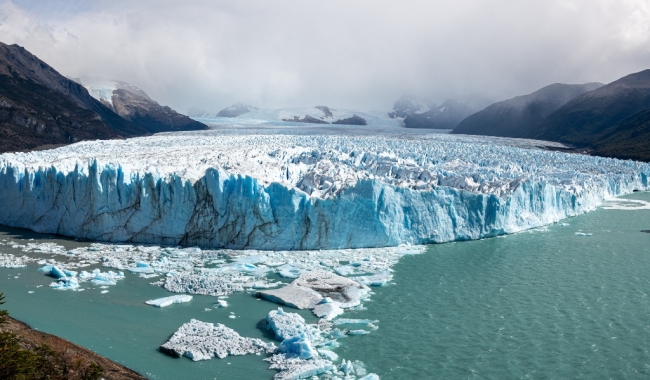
[1, 315, 147, 380]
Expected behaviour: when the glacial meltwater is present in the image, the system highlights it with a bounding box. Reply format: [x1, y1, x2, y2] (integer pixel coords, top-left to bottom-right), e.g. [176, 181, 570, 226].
[1, 191, 650, 379]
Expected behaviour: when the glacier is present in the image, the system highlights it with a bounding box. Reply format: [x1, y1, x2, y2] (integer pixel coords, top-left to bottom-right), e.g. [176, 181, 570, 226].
[0, 129, 648, 250]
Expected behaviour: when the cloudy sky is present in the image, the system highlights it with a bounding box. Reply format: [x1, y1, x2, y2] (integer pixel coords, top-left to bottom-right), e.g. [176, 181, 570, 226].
[0, 0, 649, 113]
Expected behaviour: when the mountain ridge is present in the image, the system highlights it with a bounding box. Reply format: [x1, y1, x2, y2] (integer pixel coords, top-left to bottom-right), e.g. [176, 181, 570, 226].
[452, 82, 603, 137]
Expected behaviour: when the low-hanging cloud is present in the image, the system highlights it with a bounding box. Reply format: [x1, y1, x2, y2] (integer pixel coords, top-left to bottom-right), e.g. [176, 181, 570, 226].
[0, 0, 649, 113]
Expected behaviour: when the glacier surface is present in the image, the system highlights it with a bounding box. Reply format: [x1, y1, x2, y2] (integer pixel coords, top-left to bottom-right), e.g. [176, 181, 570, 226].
[1, 129, 647, 250]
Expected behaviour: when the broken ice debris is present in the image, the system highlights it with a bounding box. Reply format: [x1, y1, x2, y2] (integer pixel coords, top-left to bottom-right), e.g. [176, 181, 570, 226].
[79, 268, 125, 286]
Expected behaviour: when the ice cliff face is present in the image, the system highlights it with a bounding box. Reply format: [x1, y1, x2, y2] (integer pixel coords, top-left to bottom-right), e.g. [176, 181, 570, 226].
[0, 130, 648, 250]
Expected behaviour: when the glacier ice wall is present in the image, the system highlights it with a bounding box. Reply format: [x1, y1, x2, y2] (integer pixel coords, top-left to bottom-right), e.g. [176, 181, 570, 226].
[0, 131, 648, 250]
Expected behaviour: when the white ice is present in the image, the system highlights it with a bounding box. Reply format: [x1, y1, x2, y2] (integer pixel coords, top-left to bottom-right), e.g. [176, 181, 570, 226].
[160, 319, 275, 361]
[145, 294, 193, 307]
[1, 129, 647, 250]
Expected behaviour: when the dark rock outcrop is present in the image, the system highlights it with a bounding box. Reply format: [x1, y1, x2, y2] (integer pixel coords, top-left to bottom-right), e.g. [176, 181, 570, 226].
[282, 115, 329, 124]
[315, 106, 334, 118]
[332, 115, 367, 125]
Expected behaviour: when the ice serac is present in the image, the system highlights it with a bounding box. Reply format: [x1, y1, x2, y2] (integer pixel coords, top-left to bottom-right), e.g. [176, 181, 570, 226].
[0, 131, 648, 250]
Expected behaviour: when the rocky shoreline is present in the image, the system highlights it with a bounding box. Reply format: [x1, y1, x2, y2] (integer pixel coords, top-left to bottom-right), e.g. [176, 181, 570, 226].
[1, 316, 146, 380]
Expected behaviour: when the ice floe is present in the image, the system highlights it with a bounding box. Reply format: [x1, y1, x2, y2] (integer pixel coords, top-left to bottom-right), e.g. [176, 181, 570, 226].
[259, 271, 370, 319]
[160, 319, 275, 361]
[146, 295, 193, 307]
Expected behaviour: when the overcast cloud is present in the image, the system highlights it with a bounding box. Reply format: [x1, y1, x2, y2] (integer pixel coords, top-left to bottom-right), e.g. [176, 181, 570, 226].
[0, 0, 649, 113]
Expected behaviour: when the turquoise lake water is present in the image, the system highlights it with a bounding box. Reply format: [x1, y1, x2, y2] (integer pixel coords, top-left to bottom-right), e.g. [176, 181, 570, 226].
[1, 192, 650, 379]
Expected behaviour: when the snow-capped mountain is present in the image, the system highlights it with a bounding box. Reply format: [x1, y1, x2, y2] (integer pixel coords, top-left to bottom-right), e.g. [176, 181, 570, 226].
[79, 77, 206, 133]
[388, 95, 478, 129]
[197, 105, 400, 128]
[388, 94, 437, 119]
[216, 102, 257, 117]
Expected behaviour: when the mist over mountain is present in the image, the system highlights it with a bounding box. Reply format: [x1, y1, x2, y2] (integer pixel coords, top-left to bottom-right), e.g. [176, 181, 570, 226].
[453, 83, 604, 137]
[1, 1, 648, 112]
[388, 95, 486, 129]
[532, 69, 650, 161]
[452, 69, 650, 161]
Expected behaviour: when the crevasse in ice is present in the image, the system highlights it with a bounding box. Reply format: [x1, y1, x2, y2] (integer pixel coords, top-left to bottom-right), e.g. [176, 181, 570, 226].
[0, 130, 647, 250]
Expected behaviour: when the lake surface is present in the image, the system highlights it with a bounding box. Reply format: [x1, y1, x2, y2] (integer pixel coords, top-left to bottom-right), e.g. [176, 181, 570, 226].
[1, 192, 649, 379]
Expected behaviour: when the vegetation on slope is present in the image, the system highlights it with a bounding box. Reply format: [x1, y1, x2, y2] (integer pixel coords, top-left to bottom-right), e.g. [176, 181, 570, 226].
[0, 292, 103, 380]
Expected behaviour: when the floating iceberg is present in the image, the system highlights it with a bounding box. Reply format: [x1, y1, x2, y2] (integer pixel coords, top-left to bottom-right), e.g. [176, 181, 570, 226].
[160, 319, 275, 361]
[128, 262, 155, 274]
[277, 335, 318, 360]
[312, 298, 344, 320]
[145, 295, 193, 307]
[39, 264, 73, 279]
[1, 130, 647, 250]
[266, 308, 313, 341]
[49, 276, 79, 290]
[258, 271, 370, 317]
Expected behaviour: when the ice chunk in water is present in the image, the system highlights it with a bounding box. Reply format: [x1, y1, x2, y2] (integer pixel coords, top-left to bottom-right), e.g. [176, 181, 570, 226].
[277, 335, 317, 360]
[160, 319, 275, 361]
[49, 277, 79, 290]
[146, 295, 193, 307]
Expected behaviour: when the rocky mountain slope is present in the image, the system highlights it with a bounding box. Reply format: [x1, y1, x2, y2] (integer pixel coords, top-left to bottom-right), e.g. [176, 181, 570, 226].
[451, 69, 650, 161]
[80, 78, 206, 133]
[0, 42, 205, 153]
[453, 82, 603, 137]
[530, 70, 650, 161]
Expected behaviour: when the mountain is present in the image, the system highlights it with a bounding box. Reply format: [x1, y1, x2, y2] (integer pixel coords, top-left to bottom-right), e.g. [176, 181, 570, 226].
[81, 78, 206, 133]
[388, 94, 436, 119]
[452, 82, 604, 137]
[216, 102, 256, 117]
[0, 42, 148, 153]
[0, 42, 206, 153]
[530, 70, 650, 159]
[589, 108, 650, 160]
[388, 95, 478, 129]
[404, 99, 475, 129]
